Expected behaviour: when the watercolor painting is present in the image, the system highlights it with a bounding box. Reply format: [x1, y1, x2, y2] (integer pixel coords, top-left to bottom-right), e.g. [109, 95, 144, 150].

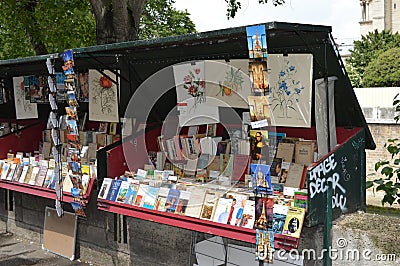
[205, 60, 251, 108]
[268, 54, 313, 128]
[89, 69, 119, 122]
[13, 76, 38, 119]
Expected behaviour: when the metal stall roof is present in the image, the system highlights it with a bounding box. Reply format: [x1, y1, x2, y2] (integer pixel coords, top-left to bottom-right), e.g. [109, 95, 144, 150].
[0, 21, 375, 149]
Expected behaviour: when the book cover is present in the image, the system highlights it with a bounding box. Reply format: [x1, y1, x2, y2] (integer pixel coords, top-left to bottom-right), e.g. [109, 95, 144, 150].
[254, 196, 274, 230]
[175, 190, 191, 214]
[142, 186, 160, 210]
[12, 164, 23, 182]
[62, 175, 74, 193]
[185, 188, 206, 218]
[1, 163, 10, 180]
[250, 164, 273, 195]
[294, 191, 308, 210]
[276, 142, 295, 163]
[106, 179, 122, 202]
[134, 184, 149, 207]
[285, 163, 306, 189]
[226, 193, 249, 226]
[281, 206, 306, 239]
[165, 189, 181, 213]
[240, 200, 255, 229]
[35, 165, 48, 187]
[199, 191, 220, 221]
[197, 153, 210, 170]
[250, 130, 268, 162]
[155, 187, 170, 211]
[6, 163, 16, 181]
[295, 140, 315, 165]
[268, 132, 286, 158]
[270, 157, 283, 180]
[19, 165, 30, 183]
[81, 174, 90, 194]
[27, 166, 39, 185]
[43, 169, 54, 188]
[98, 178, 112, 199]
[115, 181, 130, 203]
[124, 182, 139, 205]
[271, 204, 288, 234]
[212, 198, 234, 224]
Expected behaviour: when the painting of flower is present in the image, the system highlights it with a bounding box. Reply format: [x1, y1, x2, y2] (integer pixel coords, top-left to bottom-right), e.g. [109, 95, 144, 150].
[268, 54, 313, 128]
[89, 69, 119, 122]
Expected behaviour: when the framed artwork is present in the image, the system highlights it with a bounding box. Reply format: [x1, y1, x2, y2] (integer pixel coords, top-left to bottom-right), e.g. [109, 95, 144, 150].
[13, 76, 38, 119]
[246, 24, 267, 59]
[268, 54, 313, 128]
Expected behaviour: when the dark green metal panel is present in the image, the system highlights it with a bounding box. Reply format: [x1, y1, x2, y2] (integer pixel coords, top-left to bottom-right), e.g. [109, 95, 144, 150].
[306, 128, 366, 227]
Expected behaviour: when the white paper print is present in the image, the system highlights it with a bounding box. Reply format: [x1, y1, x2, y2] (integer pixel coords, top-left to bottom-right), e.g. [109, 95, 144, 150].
[268, 54, 313, 128]
[89, 69, 119, 122]
[205, 60, 252, 108]
[13, 76, 38, 119]
[173, 61, 206, 112]
[178, 97, 220, 127]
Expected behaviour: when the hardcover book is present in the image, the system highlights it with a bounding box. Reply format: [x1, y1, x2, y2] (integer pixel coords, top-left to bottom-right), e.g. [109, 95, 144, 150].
[285, 163, 307, 189]
[281, 206, 306, 239]
[185, 187, 206, 218]
[24, 166, 35, 184]
[6, 163, 16, 181]
[98, 178, 112, 199]
[35, 164, 48, 187]
[294, 140, 315, 165]
[165, 189, 181, 213]
[212, 197, 234, 224]
[276, 142, 295, 163]
[1, 163, 10, 180]
[12, 164, 23, 182]
[142, 186, 160, 210]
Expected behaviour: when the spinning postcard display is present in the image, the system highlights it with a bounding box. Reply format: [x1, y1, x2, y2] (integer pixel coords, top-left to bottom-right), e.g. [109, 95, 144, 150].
[46, 50, 86, 217]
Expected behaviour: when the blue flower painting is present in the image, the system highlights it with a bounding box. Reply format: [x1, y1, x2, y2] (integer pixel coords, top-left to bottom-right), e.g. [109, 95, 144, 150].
[268, 54, 313, 127]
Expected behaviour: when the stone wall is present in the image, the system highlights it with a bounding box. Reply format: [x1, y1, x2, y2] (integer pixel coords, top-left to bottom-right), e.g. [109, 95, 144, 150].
[365, 123, 399, 176]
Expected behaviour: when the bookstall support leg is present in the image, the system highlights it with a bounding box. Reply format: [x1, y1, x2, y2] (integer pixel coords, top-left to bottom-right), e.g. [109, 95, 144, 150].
[323, 183, 332, 266]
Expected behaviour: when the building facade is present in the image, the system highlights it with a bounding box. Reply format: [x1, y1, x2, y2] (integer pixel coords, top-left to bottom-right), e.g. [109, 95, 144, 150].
[360, 0, 400, 35]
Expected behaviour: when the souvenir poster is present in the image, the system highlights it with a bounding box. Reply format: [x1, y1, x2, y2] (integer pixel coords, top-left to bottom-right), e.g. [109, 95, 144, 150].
[204, 60, 251, 108]
[246, 24, 267, 59]
[249, 61, 269, 95]
[173, 61, 220, 127]
[250, 163, 273, 195]
[13, 76, 38, 119]
[268, 54, 313, 128]
[89, 69, 119, 122]
[250, 130, 269, 163]
[55, 73, 66, 102]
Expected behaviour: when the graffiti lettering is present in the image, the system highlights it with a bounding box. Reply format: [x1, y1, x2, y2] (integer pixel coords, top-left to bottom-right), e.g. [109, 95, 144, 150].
[341, 156, 351, 181]
[309, 154, 337, 181]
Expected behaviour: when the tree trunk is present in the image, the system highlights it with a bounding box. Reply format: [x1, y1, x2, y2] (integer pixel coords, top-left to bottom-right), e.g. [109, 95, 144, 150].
[89, 0, 146, 45]
[23, 1, 48, 55]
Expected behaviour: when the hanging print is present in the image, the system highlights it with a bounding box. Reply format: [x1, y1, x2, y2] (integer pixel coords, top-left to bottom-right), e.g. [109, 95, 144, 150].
[89, 69, 119, 122]
[205, 60, 252, 109]
[246, 24, 268, 59]
[268, 54, 313, 128]
[13, 76, 38, 119]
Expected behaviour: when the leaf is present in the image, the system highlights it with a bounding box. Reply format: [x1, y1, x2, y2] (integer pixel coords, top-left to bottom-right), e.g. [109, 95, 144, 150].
[374, 178, 383, 185]
[382, 194, 395, 205]
[394, 159, 400, 165]
[381, 166, 393, 176]
[366, 180, 374, 189]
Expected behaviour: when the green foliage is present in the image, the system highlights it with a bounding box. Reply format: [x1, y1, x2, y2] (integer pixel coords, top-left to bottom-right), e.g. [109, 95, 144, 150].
[371, 94, 400, 206]
[138, 0, 196, 39]
[346, 30, 400, 87]
[0, 0, 96, 59]
[225, 0, 285, 18]
[363, 47, 400, 87]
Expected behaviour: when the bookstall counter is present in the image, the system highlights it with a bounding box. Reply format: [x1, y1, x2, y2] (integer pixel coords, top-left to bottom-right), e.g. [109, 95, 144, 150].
[0, 177, 95, 204]
[97, 198, 256, 243]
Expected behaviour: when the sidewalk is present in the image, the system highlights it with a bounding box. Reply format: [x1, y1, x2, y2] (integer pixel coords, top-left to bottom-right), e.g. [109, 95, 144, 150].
[0, 232, 90, 266]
